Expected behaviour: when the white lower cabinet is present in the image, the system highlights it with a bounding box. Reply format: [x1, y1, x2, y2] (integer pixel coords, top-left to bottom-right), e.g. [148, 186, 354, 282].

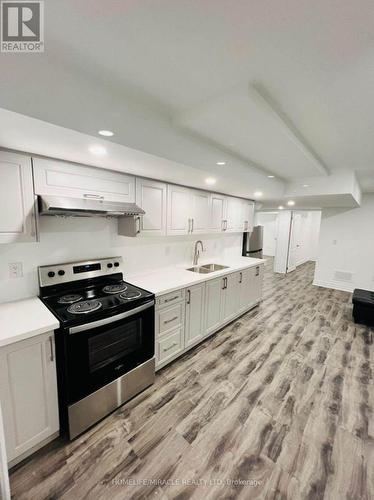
[0, 332, 59, 466]
[221, 272, 241, 323]
[185, 283, 205, 348]
[156, 264, 264, 369]
[205, 277, 225, 335]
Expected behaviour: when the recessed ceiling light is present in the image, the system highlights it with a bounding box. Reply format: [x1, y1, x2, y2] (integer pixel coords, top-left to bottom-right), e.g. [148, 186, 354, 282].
[267, 175, 275, 178]
[98, 130, 114, 137]
[278, 205, 284, 210]
[205, 177, 216, 185]
[254, 191, 263, 197]
[89, 145, 107, 155]
[216, 161, 226, 166]
[287, 200, 295, 206]
[302, 184, 309, 187]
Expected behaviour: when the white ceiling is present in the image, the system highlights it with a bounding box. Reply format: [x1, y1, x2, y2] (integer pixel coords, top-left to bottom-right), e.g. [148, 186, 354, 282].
[1, 0, 374, 194]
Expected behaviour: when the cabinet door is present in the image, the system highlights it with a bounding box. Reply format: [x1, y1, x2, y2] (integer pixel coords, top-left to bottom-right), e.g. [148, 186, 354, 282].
[0, 333, 59, 463]
[221, 272, 241, 323]
[238, 268, 251, 312]
[190, 190, 210, 234]
[225, 197, 243, 232]
[247, 265, 264, 307]
[242, 201, 255, 233]
[136, 178, 167, 236]
[205, 277, 225, 335]
[167, 184, 191, 235]
[0, 152, 36, 243]
[209, 193, 226, 232]
[33, 157, 135, 202]
[185, 283, 205, 347]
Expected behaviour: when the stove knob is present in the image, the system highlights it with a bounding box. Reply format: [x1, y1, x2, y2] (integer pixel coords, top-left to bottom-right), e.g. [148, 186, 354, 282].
[107, 263, 113, 268]
[48, 271, 55, 278]
[58, 270, 65, 276]
[114, 262, 120, 267]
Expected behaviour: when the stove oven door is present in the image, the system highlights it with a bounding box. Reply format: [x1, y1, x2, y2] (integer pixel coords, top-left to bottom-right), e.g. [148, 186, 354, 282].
[64, 300, 155, 405]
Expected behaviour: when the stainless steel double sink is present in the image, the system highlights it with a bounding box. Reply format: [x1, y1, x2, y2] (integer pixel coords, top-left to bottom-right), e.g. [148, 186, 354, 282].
[186, 263, 229, 274]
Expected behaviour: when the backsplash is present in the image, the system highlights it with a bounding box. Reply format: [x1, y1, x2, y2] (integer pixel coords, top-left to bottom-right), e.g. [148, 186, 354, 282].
[0, 217, 243, 303]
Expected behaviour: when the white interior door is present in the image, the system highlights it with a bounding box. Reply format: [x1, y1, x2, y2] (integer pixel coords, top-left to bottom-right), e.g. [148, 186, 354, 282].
[274, 210, 292, 274]
[288, 213, 302, 272]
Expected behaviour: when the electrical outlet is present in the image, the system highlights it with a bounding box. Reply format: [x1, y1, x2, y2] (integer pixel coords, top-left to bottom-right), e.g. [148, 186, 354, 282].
[9, 262, 23, 278]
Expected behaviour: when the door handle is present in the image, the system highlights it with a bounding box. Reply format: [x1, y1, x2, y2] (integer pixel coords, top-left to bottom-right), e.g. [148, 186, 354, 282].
[187, 289, 191, 304]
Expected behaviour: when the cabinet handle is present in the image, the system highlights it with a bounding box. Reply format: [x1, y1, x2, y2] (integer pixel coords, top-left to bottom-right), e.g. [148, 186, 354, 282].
[191, 218, 194, 233]
[164, 295, 179, 303]
[49, 336, 54, 362]
[83, 193, 104, 200]
[256, 266, 260, 276]
[224, 220, 228, 231]
[225, 277, 228, 289]
[222, 278, 226, 290]
[188, 218, 191, 233]
[163, 342, 178, 352]
[239, 272, 243, 284]
[187, 289, 191, 304]
[164, 316, 178, 324]
[136, 216, 141, 234]
[244, 221, 248, 231]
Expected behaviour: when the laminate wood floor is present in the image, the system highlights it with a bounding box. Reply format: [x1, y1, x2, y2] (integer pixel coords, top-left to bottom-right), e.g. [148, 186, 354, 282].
[9, 259, 374, 500]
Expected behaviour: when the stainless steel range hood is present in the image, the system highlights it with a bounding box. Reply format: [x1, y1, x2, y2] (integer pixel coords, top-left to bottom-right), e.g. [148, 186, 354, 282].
[38, 195, 145, 218]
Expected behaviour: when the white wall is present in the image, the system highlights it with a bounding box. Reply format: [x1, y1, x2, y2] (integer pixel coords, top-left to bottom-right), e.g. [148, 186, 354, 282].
[256, 212, 278, 256]
[0, 217, 242, 303]
[314, 194, 374, 293]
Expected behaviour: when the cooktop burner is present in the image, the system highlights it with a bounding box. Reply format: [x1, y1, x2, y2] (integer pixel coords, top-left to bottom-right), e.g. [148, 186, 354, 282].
[58, 294, 83, 305]
[67, 300, 103, 315]
[103, 284, 128, 294]
[120, 290, 142, 300]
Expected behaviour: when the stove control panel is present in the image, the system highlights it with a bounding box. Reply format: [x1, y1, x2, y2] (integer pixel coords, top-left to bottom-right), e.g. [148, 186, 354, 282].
[38, 257, 123, 287]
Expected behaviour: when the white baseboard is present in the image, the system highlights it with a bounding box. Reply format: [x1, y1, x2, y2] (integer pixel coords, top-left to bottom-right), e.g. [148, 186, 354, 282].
[313, 279, 354, 293]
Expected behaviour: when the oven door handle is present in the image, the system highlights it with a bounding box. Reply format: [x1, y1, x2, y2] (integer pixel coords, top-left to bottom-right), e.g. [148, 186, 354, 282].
[68, 300, 155, 334]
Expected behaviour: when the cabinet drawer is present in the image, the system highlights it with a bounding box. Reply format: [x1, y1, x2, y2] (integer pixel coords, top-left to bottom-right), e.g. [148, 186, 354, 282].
[157, 302, 184, 336]
[157, 328, 183, 363]
[156, 289, 185, 308]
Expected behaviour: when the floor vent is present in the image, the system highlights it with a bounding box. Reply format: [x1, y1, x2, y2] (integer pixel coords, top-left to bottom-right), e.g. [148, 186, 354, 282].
[334, 270, 353, 282]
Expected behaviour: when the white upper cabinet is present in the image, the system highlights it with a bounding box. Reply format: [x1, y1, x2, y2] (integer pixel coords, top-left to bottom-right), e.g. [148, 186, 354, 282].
[241, 200, 255, 233]
[33, 157, 135, 203]
[209, 193, 226, 233]
[136, 178, 167, 236]
[0, 151, 37, 244]
[190, 190, 210, 234]
[225, 196, 243, 232]
[167, 184, 191, 235]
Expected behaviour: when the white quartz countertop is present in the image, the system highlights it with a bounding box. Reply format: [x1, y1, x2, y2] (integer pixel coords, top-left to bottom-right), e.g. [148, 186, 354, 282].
[127, 256, 265, 296]
[0, 297, 59, 348]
